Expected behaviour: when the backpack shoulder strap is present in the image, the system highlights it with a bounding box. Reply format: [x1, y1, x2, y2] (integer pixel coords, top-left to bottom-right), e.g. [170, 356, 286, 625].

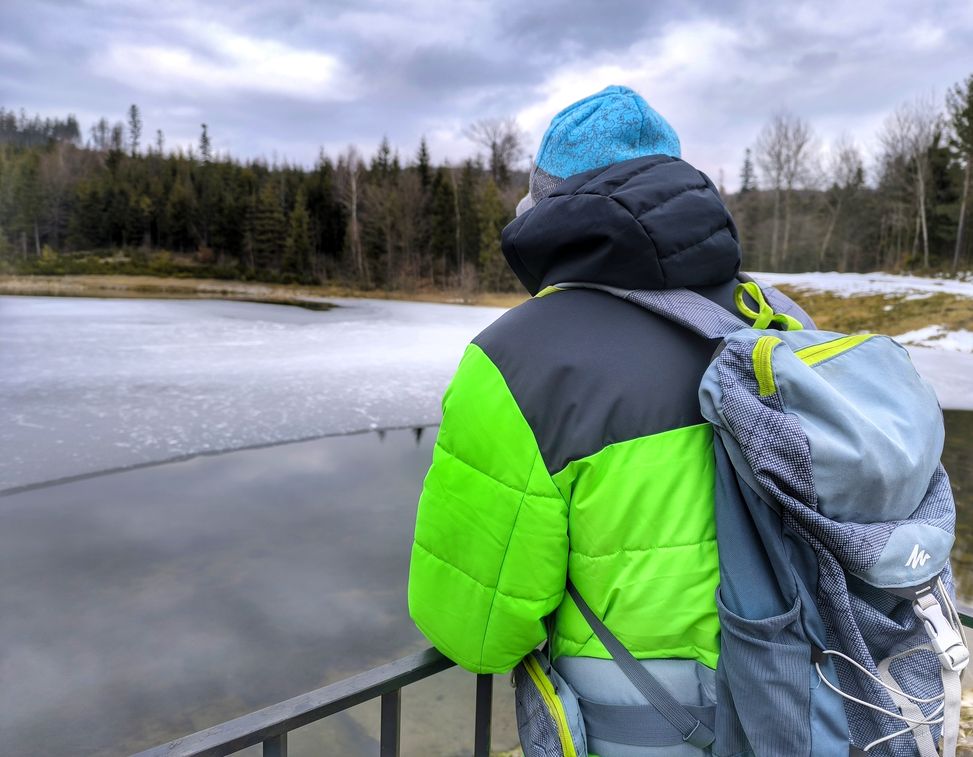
[554, 277, 810, 337]
[566, 581, 716, 749]
[553, 281, 748, 339]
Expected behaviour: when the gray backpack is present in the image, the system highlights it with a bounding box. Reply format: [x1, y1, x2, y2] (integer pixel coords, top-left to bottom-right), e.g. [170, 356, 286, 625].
[544, 278, 970, 757]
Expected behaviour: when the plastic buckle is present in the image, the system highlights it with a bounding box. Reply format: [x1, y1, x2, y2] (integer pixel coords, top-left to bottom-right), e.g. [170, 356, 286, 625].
[913, 596, 970, 672]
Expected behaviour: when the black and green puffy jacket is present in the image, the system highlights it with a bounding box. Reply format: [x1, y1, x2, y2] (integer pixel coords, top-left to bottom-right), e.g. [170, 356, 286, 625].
[407, 155, 809, 674]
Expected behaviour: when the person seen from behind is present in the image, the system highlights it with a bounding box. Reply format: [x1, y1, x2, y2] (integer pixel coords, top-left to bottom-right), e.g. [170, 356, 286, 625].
[407, 85, 812, 756]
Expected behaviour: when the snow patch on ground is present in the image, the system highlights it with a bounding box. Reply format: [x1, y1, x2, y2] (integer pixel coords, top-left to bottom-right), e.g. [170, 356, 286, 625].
[753, 271, 973, 299]
[896, 326, 973, 354]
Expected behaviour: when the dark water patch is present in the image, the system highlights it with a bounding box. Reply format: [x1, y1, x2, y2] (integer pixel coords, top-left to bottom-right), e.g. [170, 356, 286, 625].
[0, 427, 520, 756]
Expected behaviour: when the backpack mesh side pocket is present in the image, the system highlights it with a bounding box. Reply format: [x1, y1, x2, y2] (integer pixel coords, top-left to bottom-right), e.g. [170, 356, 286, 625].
[514, 650, 587, 757]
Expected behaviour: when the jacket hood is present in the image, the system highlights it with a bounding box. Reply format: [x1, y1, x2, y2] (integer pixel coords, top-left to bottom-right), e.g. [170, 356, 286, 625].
[501, 155, 741, 296]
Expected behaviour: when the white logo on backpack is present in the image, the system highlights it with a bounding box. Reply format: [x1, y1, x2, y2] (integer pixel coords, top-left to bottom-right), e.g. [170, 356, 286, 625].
[905, 543, 931, 570]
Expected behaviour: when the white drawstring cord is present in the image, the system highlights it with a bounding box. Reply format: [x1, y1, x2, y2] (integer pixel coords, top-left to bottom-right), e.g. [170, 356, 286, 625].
[818, 649, 944, 704]
[818, 582, 966, 753]
[814, 663, 945, 726]
[862, 702, 945, 752]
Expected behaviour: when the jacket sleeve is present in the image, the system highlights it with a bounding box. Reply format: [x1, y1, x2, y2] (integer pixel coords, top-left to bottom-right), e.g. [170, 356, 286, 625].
[408, 343, 569, 673]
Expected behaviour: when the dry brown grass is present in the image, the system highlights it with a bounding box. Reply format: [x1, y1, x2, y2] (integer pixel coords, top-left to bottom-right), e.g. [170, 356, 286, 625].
[776, 285, 973, 336]
[0, 274, 529, 309]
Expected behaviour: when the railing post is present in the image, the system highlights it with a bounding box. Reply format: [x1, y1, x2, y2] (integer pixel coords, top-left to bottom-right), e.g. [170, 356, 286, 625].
[263, 733, 287, 757]
[473, 673, 493, 757]
[380, 689, 401, 757]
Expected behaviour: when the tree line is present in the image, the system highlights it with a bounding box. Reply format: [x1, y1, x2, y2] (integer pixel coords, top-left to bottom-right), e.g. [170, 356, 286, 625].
[1, 74, 972, 292]
[730, 75, 973, 274]
[0, 106, 525, 291]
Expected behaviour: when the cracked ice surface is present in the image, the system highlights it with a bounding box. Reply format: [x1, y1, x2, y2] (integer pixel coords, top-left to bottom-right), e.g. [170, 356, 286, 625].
[0, 296, 504, 492]
[5, 277, 971, 492]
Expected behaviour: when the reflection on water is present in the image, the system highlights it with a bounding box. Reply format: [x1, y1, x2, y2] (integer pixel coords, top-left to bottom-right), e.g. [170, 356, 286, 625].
[0, 428, 517, 757]
[1, 417, 970, 756]
[944, 411, 972, 606]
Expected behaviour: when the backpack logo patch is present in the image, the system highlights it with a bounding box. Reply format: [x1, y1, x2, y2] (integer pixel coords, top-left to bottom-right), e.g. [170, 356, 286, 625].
[905, 544, 931, 570]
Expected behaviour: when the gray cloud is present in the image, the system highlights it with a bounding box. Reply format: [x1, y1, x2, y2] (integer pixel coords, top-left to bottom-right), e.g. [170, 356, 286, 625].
[1, 0, 972, 187]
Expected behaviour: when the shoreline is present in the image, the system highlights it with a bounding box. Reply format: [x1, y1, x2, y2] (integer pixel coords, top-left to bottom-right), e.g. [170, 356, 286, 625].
[0, 274, 529, 310]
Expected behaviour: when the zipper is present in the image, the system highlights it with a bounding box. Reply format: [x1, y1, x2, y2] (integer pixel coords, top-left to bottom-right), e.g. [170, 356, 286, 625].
[752, 336, 783, 397]
[794, 334, 876, 367]
[523, 654, 578, 757]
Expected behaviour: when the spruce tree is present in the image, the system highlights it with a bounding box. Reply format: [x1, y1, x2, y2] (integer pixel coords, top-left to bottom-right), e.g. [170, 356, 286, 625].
[416, 137, 431, 191]
[106, 123, 125, 176]
[947, 75, 973, 271]
[127, 104, 142, 157]
[457, 159, 480, 278]
[164, 171, 197, 251]
[13, 151, 43, 256]
[372, 136, 392, 177]
[283, 189, 313, 280]
[253, 180, 285, 273]
[199, 124, 212, 165]
[428, 167, 457, 284]
[478, 178, 507, 290]
[740, 148, 756, 193]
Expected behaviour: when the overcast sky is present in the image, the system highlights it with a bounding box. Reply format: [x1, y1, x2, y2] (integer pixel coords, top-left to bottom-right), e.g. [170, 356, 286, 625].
[2, 0, 972, 189]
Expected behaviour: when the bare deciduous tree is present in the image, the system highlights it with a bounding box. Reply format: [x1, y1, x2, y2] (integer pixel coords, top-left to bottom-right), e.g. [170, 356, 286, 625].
[338, 146, 368, 285]
[879, 96, 940, 268]
[88, 117, 110, 152]
[755, 111, 815, 269]
[818, 135, 864, 269]
[465, 117, 524, 187]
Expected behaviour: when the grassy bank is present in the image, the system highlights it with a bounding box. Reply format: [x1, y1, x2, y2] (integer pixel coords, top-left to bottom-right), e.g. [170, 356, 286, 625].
[0, 274, 529, 309]
[775, 285, 973, 336]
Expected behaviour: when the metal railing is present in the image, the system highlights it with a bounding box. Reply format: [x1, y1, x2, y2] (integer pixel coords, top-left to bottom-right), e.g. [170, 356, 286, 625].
[131, 647, 487, 757]
[135, 606, 973, 757]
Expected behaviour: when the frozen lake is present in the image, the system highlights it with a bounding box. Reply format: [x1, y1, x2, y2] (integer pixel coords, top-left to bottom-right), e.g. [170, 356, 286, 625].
[3, 289, 971, 493]
[0, 296, 504, 493]
[0, 293, 971, 755]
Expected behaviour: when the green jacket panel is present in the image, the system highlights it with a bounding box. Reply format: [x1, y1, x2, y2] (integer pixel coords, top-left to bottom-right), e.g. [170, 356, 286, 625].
[551, 425, 720, 669]
[408, 343, 568, 673]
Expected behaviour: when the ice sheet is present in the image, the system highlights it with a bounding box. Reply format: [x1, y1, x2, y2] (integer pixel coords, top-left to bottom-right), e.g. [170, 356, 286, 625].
[3, 282, 970, 492]
[0, 296, 504, 492]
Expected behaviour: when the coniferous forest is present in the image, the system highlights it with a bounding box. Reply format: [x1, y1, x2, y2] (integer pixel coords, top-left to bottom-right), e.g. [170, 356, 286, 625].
[1, 73, 972, 292]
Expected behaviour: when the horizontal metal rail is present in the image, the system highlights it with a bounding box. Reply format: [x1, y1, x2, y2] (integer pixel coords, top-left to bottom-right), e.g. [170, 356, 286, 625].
[131, 647, 478, 757]
[136, 608, 973, 757]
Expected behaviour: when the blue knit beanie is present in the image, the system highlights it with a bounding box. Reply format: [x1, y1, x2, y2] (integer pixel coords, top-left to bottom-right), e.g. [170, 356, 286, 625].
[517, 85, 681, 216]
